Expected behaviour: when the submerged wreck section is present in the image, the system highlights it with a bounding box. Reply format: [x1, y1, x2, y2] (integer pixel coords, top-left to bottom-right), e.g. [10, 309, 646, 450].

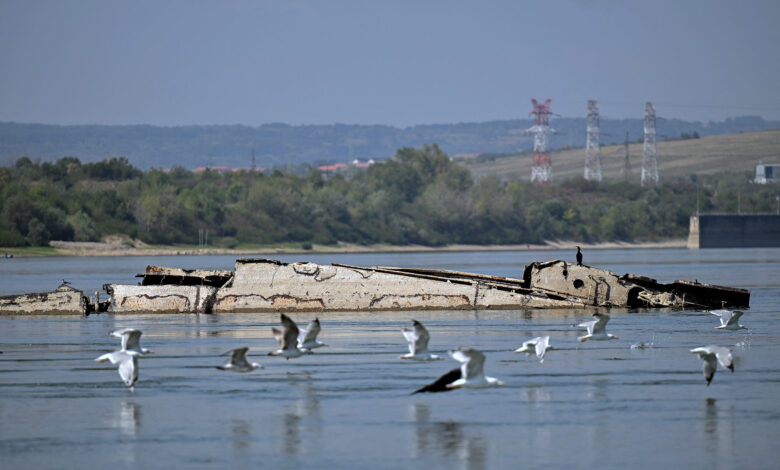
[0, 258, 750, 315]
[523, 260, 749, 309]
[102, 258, 749, 314]
[211, 258, 577, 313]
[0, 284, 87, 315]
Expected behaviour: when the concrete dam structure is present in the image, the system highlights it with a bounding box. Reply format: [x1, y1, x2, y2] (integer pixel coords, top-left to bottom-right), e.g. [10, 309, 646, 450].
[687, 214, 780, 249]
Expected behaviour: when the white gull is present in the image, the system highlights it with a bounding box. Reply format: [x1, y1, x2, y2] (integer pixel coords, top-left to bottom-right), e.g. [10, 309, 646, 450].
[514, 336, 553, 362]
[413, 347, 504, 393]
[109, 328, 153, 355]
[690, 345, 734, 386]
[709, 309, 747, 330]
[577, 313, 619, 342]
[268, 313, 304, 359]
[217, 347, 263, 373]
[401, 320, 443, 361]
[95, 350, 140, 389]
[298, 318, 328, 352]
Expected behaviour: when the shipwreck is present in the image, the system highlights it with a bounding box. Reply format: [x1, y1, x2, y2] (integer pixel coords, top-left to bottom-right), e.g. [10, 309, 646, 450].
[0, 258, 750, 315]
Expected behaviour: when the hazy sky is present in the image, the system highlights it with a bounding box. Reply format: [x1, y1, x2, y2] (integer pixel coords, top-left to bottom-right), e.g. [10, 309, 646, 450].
[1, 0, 779, 127]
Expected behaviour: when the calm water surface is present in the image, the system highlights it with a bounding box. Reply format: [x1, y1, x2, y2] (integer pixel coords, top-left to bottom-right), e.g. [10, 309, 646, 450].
[1, 248, 779, 469]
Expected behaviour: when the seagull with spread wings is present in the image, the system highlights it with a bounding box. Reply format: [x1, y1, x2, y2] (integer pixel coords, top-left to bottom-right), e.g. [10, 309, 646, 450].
[217, 347, 263, 373]
[298, 318, 328, 352]
[412, 347, 505, 393]
[268, 313, 304, 359]
[709, 309, 747, 330]
[400, 320, 443, 361]
[577, 313, 619, 342]
[514, 336, 554, 362]
[690, 345, 734, 386]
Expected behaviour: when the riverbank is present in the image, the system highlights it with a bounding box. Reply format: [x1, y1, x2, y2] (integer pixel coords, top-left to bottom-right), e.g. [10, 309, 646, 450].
[0, 238, 688, 258]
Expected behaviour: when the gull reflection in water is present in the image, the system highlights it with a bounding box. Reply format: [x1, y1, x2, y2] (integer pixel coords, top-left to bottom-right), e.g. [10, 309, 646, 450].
[107, 400, 142, 468]
[585, 378, 610, 457]
[231, 419, 252, 451]
[115, 400, 142, 436]
[410, 403, 487, 470]
[703, 398, 735, 464]
[280, 372, 321, 455]
[521, 385, 553, 451]
[522, 384, 551, 403]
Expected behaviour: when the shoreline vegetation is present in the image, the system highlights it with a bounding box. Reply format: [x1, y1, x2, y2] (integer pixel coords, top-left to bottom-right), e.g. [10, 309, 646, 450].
[2, 144, 777, 256]
[2, 238, 687, 258]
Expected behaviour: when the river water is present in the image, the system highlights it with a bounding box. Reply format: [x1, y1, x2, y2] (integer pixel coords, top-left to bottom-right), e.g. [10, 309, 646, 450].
[1, 248, 779, 469]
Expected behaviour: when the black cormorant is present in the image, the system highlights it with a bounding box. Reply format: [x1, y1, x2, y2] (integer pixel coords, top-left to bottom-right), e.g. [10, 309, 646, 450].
[576, 246, 582, 266]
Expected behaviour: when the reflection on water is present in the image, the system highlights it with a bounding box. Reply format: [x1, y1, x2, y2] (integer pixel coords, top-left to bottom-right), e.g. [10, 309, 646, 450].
[522, 384, 551, 403]
[231, 419, 251, 451]
[115, 400, 141, 436]
[109, 400, 142, 468]
[587, 378, 610, 463]
[280, 372, 321, 456]
[703, 398, 736, 465]
[410, 403, 487, 470]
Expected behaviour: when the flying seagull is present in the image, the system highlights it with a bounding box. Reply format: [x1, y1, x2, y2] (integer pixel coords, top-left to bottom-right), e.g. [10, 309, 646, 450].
[109, 328, 153, 355]
[514, 336, 553, 361]
[401, 320, 443, 361]
[709, 309, 747, 330]
[298, 318, 328, 352]
[412, 347, 505, 393]
[690, 345, 734, 386]
[269, 313, 304, 359]
[577, 313, 619, 342]
[95, 350, 140, 389]
[217, 347, 263, 373]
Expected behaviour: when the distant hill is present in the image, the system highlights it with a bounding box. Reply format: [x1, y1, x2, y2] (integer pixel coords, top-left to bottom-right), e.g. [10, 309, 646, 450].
[0, 116, 778, 170]
[466, 129, 780, 183]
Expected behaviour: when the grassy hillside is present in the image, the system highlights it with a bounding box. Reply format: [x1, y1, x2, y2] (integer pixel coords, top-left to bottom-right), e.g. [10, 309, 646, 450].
[466, 129, 780, 182]
[2, 117, 778, 170]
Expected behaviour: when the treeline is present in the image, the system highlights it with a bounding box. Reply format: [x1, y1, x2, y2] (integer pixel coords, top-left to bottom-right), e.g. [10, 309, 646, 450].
[0, 146, 777, 247]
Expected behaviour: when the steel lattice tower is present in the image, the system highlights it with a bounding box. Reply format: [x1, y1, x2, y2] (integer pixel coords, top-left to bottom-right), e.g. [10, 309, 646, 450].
[584, 100, 602, 181]
[623, 131, 632, 182]
[641, 102, 658, 186]
[527, 98, 554, 183]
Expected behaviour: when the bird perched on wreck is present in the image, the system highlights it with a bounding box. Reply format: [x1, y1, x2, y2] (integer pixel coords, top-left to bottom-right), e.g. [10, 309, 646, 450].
[400, 320, 443, 361]
[690, 345, 734, 386]
[95, 349, 140, 389]
[217, 347, 263, 373]
[298, 318, 328, 352]
[514, 336, 554, 362]
[576, 246, 583, 266]
[576, 313, 618, 342]
[109, 328, 153, 356]
[412, 347, 505, 393]
[269, 313, 304, 359]
[709, 308, 747, 330]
